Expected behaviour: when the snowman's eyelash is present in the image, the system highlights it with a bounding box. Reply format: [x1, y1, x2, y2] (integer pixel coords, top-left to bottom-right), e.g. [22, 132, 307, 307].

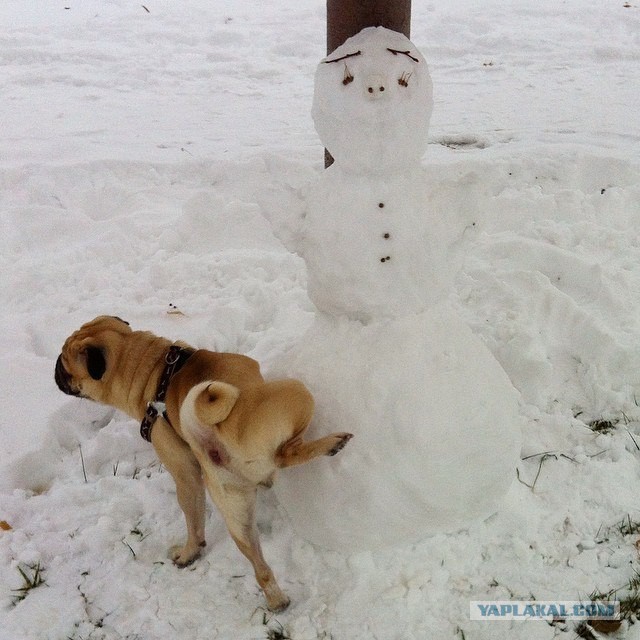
[387, 48, 420, 63]
[343, 65, 354, 85]
[325, 50, 362, 64]
[398, 71, 412, 87]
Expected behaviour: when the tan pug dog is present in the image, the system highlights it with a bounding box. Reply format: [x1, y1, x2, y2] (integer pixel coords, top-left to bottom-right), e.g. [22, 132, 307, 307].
[55, 315, 352, 611]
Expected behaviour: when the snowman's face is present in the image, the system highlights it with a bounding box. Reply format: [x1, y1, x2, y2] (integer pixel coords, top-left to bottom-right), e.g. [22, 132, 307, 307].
[325, 43, 420, 103]
[312, 27, 433, 173]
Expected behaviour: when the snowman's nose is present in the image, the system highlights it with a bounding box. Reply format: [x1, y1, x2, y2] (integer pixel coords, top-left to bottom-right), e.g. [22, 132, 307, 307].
[364, 75, 387, 99]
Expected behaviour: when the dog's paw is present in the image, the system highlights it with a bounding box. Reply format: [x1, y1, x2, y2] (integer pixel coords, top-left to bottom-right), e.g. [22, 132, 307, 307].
[327, 432, 353, 456]
[266, 592, 291, 613]
[170, 541, 206, 567]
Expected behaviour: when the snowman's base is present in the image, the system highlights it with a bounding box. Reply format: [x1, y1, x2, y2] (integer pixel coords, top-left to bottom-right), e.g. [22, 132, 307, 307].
[272, 304, 522, 551]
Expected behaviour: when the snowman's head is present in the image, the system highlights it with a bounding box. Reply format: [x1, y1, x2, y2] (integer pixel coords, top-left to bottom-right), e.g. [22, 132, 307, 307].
[312, 27, 433, 174]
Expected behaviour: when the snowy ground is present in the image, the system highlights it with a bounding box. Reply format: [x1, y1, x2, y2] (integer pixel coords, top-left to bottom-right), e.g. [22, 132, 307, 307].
[2, 1, 640, 639]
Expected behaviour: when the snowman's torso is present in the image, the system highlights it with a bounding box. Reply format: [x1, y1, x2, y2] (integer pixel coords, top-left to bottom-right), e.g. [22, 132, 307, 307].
[302, 168, 458, 321]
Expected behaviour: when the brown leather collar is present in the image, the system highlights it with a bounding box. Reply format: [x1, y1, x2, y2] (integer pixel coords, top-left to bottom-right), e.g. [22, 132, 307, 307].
[140, 345, 193, 442]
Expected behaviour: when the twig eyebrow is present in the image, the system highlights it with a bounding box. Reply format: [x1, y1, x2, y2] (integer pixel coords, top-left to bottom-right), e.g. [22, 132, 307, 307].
[325, 50, 362, 64]
[387, 48, 420, 62]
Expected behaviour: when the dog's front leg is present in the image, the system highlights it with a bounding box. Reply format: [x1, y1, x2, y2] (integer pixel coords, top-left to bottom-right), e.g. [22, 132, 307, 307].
[151, 418, 206, 566]
[211, 480, 290, 612]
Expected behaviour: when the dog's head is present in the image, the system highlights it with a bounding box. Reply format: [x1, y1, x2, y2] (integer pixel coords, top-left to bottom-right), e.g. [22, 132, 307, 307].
[55, 316, 132, 402]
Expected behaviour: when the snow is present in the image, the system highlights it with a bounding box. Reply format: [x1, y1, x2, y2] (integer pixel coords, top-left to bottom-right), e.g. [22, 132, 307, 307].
[1, 1, 640, 639]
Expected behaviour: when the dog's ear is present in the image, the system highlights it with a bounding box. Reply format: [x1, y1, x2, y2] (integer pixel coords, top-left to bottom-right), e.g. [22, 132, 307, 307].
[85, 346, 107, 380]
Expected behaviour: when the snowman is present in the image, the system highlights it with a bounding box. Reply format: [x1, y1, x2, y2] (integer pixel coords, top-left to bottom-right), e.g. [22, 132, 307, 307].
[272, 27, 522, 551]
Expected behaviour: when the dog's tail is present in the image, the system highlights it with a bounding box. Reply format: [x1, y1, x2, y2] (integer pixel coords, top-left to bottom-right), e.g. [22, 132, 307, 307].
[180, 380, 239, 430]
[179, 380, 239, 471]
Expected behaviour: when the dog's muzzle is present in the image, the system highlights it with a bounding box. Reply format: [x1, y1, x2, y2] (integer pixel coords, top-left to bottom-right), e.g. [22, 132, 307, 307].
[55, 355, 81, 397]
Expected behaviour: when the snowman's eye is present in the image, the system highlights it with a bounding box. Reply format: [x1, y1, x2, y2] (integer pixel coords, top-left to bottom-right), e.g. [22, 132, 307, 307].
[398, 71, 412, 88]
[343, 65, 354, 85]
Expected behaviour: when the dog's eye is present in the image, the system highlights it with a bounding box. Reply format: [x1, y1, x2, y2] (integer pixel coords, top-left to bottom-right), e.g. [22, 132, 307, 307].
[85, 346, 107, 380]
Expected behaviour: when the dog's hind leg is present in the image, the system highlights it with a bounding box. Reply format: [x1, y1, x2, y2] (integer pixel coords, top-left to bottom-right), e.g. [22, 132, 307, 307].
[276, 432, 353, 468]
[211, 481, 290, 612]
[151, 417, 206, 566]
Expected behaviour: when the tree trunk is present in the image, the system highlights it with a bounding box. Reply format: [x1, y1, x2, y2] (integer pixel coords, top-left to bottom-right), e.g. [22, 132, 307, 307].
[327, 0, 411, 55]
[324, 0, 412, 167]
